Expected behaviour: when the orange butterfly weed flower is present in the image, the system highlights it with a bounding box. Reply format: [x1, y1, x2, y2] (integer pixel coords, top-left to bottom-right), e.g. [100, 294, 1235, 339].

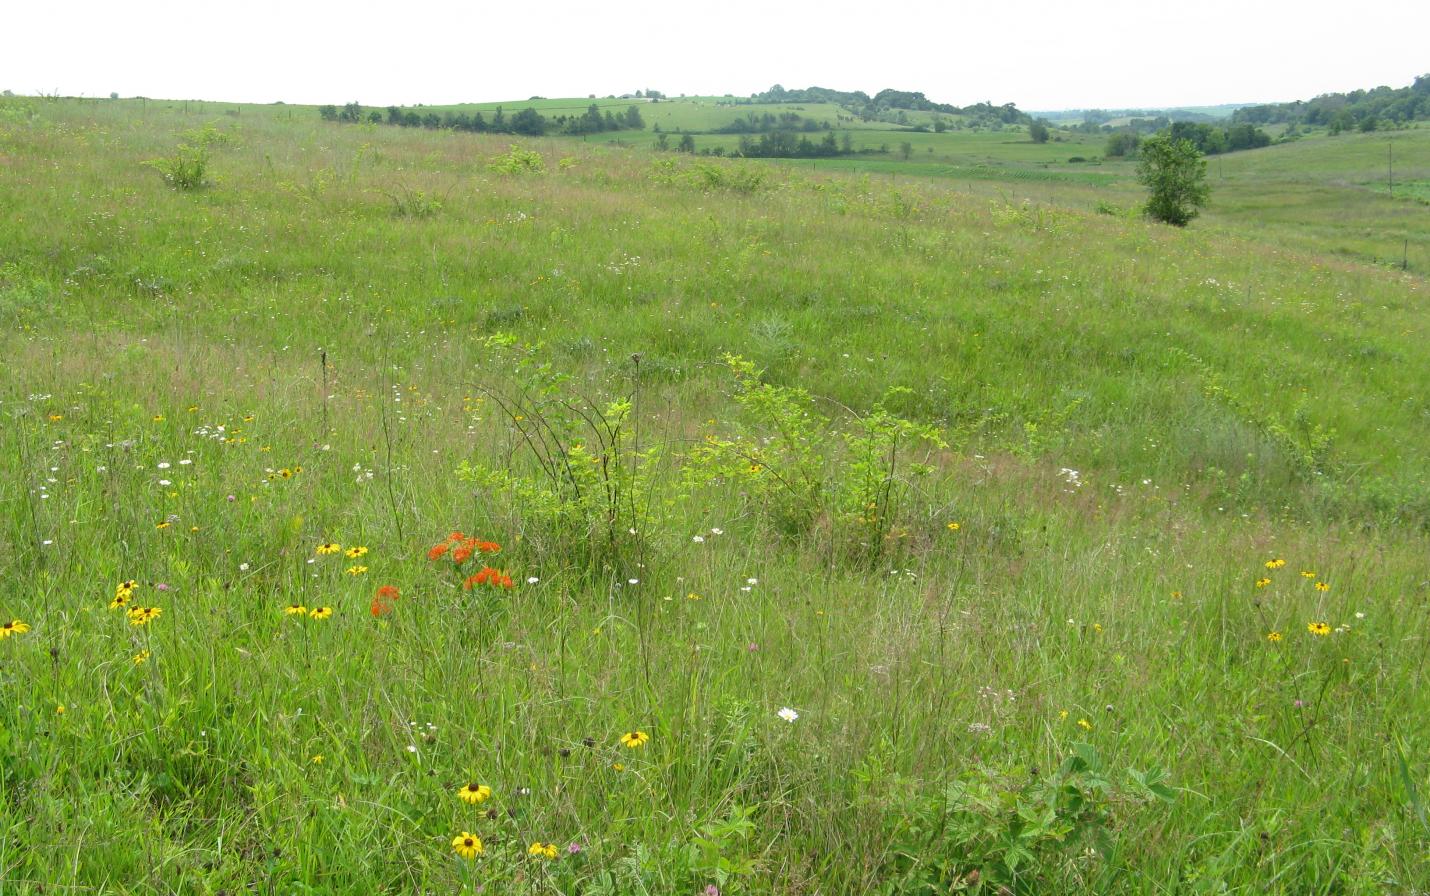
[427, 542, 450, 561]
[371, 584, 400, 617]
[463, 567, 515, 590]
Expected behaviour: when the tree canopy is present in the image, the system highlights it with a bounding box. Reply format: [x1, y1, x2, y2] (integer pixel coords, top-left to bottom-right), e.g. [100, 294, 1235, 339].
[1137, 135, 1210, 227]
[1233, 75, 1430, 129]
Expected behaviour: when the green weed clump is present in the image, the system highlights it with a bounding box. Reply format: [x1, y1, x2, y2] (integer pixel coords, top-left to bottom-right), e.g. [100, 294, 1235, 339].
[650, 157, 771, 193]
[145, 141, 210, 189]
[455, 337, 663, 578]
[378, 182, 445, 218]
[685, 356, 944, 561]
[142, 121, 242, 189]
[488, 144, 545, 174]
[871, 742, 1175, 894]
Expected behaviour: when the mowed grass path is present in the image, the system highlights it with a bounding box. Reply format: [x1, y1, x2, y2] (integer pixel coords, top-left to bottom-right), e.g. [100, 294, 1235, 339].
[0, 98, 1427, 893]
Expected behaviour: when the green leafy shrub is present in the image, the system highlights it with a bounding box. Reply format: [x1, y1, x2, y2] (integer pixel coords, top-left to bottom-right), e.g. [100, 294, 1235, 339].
[181, 123, 239, 149]
[145, 142, 209, 190]
[456, 347, 945, 573]
[454, 336, 665, 578]
[377, 183, 443, 218]
[649, 158, 770, 194]
[1137, 134, 1210, 226]
[582, 806, 761, 895]
[866, 742, 1174, 894]
[487, 144, 545, 174]
[685, 356, 944, 562]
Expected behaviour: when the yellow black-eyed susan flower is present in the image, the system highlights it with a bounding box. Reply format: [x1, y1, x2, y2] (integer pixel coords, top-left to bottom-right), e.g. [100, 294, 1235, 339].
[284, 604, 307, 616]
[1307, 621, 1331, 636]
[528, 842, 559, 859]
[0, 620, 30, 638]
[1077, 718, 1093, 731]
[1254, 577, 1271, 588]
[1266, 631, 1282, 642]
[457, 783, 492, 804]
[1301, 570, 1316, 579]
[345, 565, 368, 576]
[1314, 581, 1330, 592]
[452, 832, 483, 859]
[619, 730, 649, 749]
[127, 606, 162, 626]
[316, 542, 341, 556]
[133, 649, 151, 664]
[309, 606, 333, 620]
[344, 546, 368, 559]
[1265, 559, 1286, 569]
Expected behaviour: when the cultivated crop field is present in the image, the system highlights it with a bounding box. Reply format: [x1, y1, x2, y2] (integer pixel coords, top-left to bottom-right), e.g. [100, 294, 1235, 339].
[1, 97, 1428, 894]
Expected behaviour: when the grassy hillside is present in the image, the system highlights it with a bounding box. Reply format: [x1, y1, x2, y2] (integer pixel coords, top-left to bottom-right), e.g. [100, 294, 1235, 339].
[1, 96, 1428, 894]
[433, 93, 1430, 271]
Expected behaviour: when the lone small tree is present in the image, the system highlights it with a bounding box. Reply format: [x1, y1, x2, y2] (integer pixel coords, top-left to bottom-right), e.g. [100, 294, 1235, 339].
[1028, 120, 1050, 143]
[1137, 134, 1209, 226]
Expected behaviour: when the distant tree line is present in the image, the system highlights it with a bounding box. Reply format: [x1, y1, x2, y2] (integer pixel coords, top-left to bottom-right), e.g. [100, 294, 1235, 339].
[749, 85, 1033, 127]
[734, 131, 853, 159]
[714, 111, 832, 134]
[1164, 121, 1272, 154]
[317, 102, 645, 137]
[1067, 108, 1222, 134]
[651, 130, 861, 159]
[1233, 75, 1430, 132]
[1105, 121, 1272, 158]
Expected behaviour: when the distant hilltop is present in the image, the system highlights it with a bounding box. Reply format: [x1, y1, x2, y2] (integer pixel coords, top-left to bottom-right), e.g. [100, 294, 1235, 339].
[1232, 74, 1430, 132]
[750, 85, 1032, 126]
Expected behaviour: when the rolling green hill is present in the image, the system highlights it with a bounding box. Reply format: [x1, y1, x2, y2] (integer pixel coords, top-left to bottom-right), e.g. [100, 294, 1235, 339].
[1, 94, 1427, 894]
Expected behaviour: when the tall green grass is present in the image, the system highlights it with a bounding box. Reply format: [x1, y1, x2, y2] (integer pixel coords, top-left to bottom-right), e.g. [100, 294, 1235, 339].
[0, 97, 1427, 894]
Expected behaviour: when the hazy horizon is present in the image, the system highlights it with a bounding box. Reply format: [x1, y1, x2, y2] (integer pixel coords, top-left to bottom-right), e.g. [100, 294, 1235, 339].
[5, 0, 1426, 112]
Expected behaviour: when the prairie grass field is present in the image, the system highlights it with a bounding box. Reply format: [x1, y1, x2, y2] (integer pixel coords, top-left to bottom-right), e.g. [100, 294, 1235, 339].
[1, 96, 1429, 894]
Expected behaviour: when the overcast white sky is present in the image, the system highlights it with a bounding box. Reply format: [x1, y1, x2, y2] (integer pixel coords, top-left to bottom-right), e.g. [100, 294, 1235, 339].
[4, 1, 1426, 111]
